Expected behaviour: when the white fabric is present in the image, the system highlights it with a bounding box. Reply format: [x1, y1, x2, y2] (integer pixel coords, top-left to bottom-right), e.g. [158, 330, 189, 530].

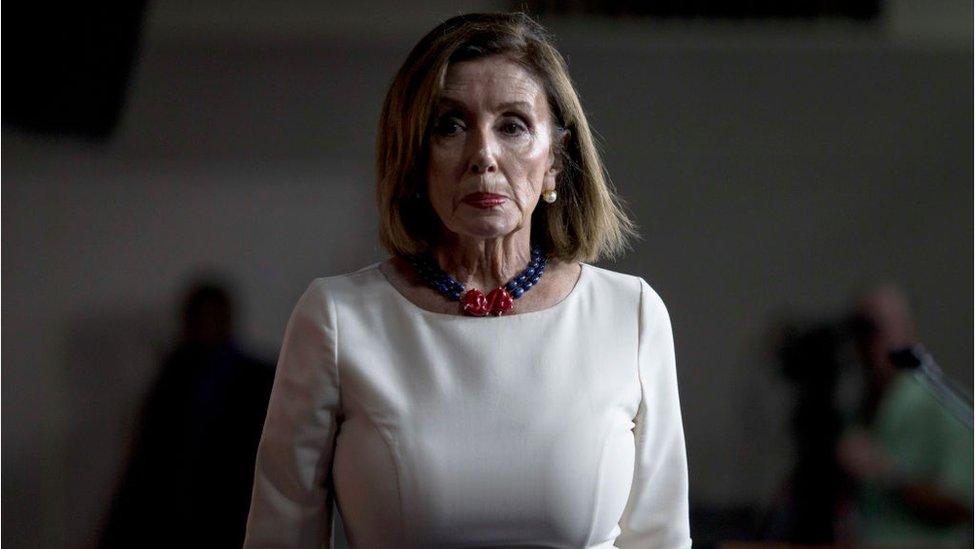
[244, 262, 691, 548]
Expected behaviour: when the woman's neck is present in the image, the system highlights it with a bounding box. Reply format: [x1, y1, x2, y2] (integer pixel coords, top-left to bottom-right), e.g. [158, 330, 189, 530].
[431, 230, 533, 291]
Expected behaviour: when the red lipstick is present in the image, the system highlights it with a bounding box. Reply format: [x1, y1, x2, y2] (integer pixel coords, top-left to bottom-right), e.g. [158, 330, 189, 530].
[462, 192, 506, 209]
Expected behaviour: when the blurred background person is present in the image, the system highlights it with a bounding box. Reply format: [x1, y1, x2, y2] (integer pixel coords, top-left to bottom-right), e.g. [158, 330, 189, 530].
[762, 284, 973, 547]
[763, 319, 848, 545]
[99, 280, 274, 548]
[837, 284, 973, 546]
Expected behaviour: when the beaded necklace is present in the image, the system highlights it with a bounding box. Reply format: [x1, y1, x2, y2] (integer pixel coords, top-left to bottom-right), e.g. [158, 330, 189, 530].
[407, 245, 547, 316]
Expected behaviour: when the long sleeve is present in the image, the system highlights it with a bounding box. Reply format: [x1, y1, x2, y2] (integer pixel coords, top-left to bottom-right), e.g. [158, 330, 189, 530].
[244, 278, 342, 548]
[615, 278, 692, 548]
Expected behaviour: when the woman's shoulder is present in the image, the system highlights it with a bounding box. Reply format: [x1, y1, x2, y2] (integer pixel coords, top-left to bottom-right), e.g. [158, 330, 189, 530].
[581, 264, 672, 329]
[299, 262, 388, 300]
[582, 263, 666, 302]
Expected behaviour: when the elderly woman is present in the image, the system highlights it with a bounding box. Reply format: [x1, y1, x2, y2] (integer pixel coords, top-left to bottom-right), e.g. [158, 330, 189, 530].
[244, 12, 690, 549]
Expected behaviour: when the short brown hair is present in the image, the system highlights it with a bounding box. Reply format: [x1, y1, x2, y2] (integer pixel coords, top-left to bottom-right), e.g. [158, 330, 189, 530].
[376, 12, 636, 262]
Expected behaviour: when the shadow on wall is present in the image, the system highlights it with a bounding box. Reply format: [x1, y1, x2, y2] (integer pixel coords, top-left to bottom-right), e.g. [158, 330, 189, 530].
[91, 279, 275, 548]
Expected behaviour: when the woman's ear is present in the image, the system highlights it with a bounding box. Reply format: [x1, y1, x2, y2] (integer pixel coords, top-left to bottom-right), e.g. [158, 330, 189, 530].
[545, 128, 571, 187]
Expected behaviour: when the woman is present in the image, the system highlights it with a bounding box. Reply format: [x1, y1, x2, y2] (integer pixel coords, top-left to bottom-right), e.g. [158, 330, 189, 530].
[244, 12, 691, 548]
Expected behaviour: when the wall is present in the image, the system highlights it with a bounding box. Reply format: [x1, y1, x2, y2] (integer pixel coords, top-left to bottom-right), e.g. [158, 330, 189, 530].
[2, 1, 971, 546]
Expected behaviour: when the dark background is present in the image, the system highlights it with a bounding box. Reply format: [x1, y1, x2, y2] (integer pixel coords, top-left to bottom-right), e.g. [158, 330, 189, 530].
[3, 0, 972, 546]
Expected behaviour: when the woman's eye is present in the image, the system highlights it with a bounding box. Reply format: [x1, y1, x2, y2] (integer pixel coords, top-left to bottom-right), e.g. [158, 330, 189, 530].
[500, 121, 528, 136]
[434, 118, 464, 136]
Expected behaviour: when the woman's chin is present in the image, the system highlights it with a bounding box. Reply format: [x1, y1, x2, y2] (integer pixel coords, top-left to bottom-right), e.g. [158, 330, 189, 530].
[451, 218, 519, 241]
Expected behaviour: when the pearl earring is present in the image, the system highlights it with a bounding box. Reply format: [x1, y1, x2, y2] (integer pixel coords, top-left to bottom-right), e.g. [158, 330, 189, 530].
[542, 189, 557, 203]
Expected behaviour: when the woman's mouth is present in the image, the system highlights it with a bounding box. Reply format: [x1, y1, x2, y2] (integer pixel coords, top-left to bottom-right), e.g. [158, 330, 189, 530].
[461, 192, 506, 209]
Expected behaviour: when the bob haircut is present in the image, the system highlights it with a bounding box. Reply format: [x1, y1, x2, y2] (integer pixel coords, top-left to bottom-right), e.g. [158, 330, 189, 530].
[376, 12, 636, 262]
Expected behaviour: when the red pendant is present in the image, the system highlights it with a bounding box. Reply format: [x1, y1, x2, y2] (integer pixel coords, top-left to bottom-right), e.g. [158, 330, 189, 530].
[460, 287, 514, 316]
[486, 288, 514, 316]
[461, 289, 489, 316]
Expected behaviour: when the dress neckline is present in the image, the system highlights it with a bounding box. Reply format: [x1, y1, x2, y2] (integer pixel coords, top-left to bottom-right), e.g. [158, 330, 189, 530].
[373, 261, 590, 321]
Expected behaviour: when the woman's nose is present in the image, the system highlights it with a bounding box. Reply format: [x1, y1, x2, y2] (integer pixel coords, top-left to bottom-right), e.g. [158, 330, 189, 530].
[468, 126, 498, 174]
[470, 155, 497, 174]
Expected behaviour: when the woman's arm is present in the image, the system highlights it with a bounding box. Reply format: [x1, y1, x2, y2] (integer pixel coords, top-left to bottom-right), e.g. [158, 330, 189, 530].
[615, 278, 692, 549]
[244, 279, 342, 548]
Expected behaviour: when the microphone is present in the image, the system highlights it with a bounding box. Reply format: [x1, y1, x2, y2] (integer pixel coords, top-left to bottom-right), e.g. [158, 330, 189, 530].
[888, 345, 973, 430]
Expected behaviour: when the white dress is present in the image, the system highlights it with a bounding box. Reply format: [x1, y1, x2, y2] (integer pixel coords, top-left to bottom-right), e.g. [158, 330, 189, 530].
[243, 262, 691, 548]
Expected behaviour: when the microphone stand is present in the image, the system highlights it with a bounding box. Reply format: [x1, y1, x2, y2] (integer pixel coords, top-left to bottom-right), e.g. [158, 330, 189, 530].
[888, 344, 973, 430]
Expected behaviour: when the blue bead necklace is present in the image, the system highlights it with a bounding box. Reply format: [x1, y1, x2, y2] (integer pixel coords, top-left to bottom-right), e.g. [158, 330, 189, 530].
[407, 245, 547, 315]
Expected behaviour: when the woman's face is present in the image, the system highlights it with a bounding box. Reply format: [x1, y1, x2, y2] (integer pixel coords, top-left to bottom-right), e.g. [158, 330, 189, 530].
[426, 55, 560, 242]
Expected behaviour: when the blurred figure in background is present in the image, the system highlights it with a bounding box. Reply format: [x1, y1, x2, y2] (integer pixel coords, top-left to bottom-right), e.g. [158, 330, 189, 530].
[765, 319, 847, 545]
[100, 280, 274, 548]
[764, 283, 973, 548]
[838, 284, 973, 546]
